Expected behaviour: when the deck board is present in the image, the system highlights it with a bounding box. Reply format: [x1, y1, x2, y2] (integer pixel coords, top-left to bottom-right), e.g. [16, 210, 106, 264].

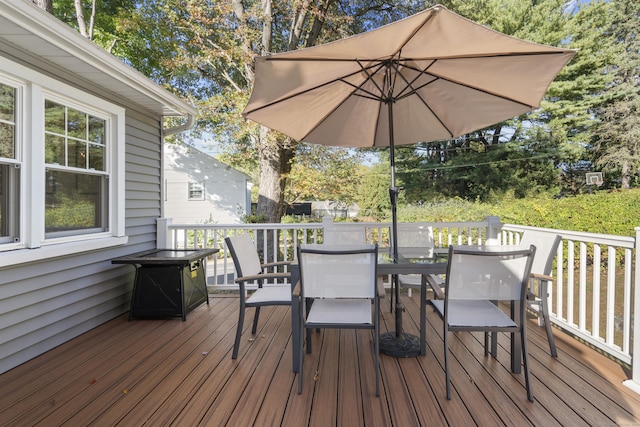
[1, 291, 640, 426]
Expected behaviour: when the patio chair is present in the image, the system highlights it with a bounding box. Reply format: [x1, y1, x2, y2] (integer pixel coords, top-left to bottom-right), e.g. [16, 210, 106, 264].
[323, 223, 367, 245]
[394, 223, 440, 297]
[519, 230, 562, 357]
[392, 223, 443, 355]
[225, 234, 292, 359]
[432, 245, 536, 401]
[294, 244, 382, 396]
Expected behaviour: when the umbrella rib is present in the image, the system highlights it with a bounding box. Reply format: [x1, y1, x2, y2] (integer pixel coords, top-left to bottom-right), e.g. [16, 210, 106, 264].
[392, 6, 439, 58]
[297, 62, 387, 142]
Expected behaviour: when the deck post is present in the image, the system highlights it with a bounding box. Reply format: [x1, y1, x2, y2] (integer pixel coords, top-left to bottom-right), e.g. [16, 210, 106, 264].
[485, 216, 502, 245]
[156, 217, 174, 249]
[322, 216, 335, 231]
[623, 226, 640, 395]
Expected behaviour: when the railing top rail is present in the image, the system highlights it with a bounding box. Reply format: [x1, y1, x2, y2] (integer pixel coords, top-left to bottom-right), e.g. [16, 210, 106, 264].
[167, 221, 491, 230]
[502, 224, 635, 248]
[167, 223, 323, 231]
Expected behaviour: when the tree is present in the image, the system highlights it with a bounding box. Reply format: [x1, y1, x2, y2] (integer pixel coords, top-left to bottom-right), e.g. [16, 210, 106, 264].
[591, 0, 640, 188]
[109, 0, 430, 223]
[32, 0, 52, 13]
[394, 0, 618, 201]
[355, 161, 392, 218]
[49, 1, 134, 49]
[286, 145, 364, 206]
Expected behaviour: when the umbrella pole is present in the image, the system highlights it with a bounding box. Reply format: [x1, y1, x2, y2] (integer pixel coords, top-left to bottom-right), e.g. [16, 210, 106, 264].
[379, 99, 421, 358]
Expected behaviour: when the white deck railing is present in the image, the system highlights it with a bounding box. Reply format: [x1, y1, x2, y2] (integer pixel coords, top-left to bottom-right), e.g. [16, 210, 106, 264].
[156, 217, 640, 394]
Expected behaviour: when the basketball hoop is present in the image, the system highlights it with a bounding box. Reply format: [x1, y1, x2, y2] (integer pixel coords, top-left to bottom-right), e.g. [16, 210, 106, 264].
[586, 172, 603, 186]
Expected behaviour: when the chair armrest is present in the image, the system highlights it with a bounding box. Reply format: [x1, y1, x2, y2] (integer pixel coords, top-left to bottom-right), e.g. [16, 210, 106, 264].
[261, 260, 292, 269]
[530, 273, 553, 282]
[235, 271, 291, 283]
[292, 281, 301, 297]
[425, 274, 445, 299]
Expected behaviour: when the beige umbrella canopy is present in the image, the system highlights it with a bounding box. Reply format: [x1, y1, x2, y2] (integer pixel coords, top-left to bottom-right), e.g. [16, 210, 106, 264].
[243, 4, 576, 149]
[242, 4, 576, 357]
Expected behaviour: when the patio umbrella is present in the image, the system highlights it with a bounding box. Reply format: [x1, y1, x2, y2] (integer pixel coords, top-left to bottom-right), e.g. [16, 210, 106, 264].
[242, 4, 576, 357]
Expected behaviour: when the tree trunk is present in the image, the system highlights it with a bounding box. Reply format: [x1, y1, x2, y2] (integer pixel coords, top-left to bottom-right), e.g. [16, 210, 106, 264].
[31, 0, 52, 13]
[621, 158, 630, 189]
[254, 128, 294, 263]
[74, 0, 90, 38]
[255, 127, 294, 222]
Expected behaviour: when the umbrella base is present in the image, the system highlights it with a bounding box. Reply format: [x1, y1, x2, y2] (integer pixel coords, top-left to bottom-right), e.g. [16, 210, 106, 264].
[379, 332, 420, 358]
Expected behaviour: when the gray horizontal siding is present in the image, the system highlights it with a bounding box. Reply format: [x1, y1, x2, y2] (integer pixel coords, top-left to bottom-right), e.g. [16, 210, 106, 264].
[0, 105, 165, 374]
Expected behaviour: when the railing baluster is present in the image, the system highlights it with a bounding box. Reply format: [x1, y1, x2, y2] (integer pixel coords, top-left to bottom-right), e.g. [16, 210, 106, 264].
[606, 246, 616, 346]
[567, 240, 575, 326]
[592, 244, 601, 340]
[555, 243, 563, 322]
[623, 248, 632, 355]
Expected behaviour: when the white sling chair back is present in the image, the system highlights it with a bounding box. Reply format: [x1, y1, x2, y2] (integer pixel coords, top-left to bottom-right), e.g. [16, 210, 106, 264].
[518, 230, 562, 357]
[225, 234, 291, 359]
[295, 244, 381, 396]
[323, 223, 367, 245]
[432, 245, 536, 402]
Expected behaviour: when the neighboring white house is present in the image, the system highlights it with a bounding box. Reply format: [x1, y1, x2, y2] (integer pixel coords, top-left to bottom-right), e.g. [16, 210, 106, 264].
[0, 1, 195, 374]
[163, 144, 251, 224]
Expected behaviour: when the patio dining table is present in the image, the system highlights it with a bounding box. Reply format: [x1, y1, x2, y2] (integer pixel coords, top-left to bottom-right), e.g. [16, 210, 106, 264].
[290, 245, 526, 376]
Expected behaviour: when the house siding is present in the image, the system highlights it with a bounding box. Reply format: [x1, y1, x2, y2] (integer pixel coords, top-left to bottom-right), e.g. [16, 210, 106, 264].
[0, 108, 163, 374]
[163, 144, 251, 224]
[0, 1, 197, 375]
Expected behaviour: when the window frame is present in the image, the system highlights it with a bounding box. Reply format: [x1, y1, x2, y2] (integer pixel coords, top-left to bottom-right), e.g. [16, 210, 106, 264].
[188, 181, 205, 201]
[43, 94, 111, 239]
[0, 74, 22, 245]
[0, 57, 127, 267]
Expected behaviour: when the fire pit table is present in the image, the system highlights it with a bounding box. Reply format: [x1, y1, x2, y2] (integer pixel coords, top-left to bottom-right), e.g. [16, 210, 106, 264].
[112, 248, 218, 321]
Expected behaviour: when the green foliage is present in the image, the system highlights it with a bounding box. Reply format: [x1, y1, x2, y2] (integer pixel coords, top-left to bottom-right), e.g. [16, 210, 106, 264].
[286, 144, 364, 205]
[45, 200, 96, 228]
[395, 188, 640, 237]
[590, 0, 640, 188]
[354, 161, 392, 218]
[398, 198, 493, 223]
[394, 0, 629, 202]
[49, 0, 640, 221]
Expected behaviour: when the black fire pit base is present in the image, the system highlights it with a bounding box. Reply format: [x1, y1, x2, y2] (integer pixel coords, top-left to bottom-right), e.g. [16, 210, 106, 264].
[379, 331, 421, 358]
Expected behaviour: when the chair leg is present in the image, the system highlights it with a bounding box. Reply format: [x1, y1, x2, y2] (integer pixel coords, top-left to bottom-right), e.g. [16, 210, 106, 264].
[390, 278, 394, 312]
[540, 282, 558, 357]
[306, 326, 313, 354]
[444, 328, 451, 400]
[521, 330, 534, 402]
[375, 300, 380, 397]
[484, 332, 489, 356]
[232, 302, 245, 359]
[492, 332, 498, 357]
[420, 291, 426, 356]
[251, 306, 261, 334]
[298, 326, 304, 394]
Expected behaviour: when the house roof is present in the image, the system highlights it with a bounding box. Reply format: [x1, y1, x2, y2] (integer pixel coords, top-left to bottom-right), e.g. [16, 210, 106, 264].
[0, 0, 196, 120]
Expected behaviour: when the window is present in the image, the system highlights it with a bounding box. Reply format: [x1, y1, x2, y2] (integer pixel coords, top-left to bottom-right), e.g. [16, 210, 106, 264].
[0, 57, 127, 266]
[44, 100, 108, 237]
[0, 81, 19, 244]
[188, 182, 205, 201]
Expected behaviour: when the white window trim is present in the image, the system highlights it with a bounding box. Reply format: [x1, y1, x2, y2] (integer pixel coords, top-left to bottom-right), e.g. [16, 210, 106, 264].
[0, 56, 127, 268]
[188, 181, 205, 201]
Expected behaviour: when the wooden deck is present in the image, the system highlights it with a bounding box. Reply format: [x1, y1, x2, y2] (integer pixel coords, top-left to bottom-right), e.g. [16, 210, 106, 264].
[2, 291, 640, 426]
